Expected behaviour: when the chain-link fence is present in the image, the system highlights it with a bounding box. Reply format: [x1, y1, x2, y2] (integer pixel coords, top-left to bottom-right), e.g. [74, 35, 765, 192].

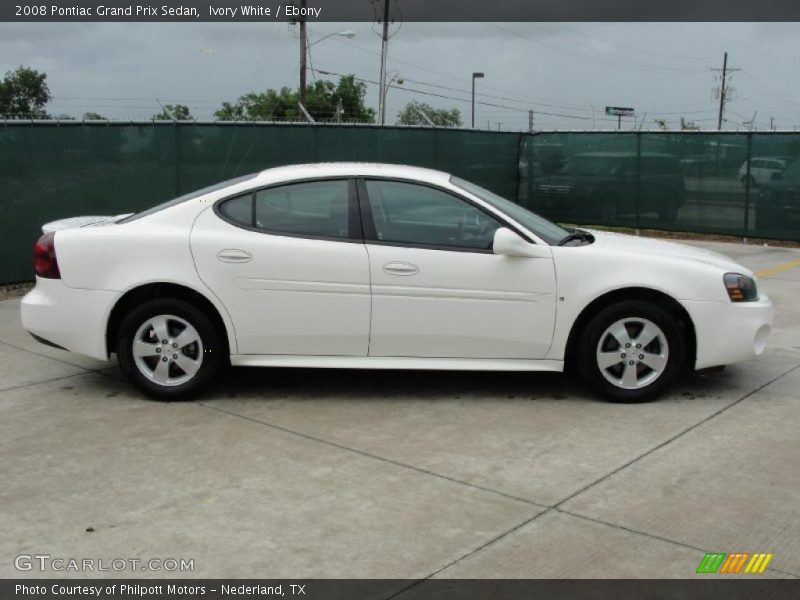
[2, 123, 799, 283]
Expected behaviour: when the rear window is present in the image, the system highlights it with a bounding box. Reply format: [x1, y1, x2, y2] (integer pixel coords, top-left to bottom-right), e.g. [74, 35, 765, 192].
[117, 173, 258, 224]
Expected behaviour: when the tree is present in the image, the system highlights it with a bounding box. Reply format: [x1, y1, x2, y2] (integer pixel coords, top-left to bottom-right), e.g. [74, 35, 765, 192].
[653, 118, 669, 131]
[214, 75, 374, 123]
[0, 66, 51, 119]
[679, 117, 701, 131]
[153, 104, 192, 121]
[327, 75, 374, 123]
[396, 102, 461, 127]
[83, 112, 106, 120]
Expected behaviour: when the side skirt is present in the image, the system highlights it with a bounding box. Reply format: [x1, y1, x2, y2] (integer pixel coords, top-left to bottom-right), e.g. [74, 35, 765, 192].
[230, 355, 565, 372]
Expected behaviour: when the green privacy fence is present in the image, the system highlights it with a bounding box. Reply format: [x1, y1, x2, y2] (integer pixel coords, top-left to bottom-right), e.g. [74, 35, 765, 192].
[518, 131, 800, 243]
[1, 123, 799, 283]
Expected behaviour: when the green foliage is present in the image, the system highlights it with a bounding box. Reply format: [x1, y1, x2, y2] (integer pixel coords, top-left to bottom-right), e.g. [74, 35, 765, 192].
[0, 66, 51, 119]
[215, 75, 374, 123]
[396, 102, 461, 127]
[153, 104, 192, 121]
[83, 112, 106, 120]
[680, 117, 701, 131]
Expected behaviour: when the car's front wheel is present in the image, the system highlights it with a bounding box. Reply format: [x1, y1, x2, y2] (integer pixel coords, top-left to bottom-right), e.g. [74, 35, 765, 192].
[577, 300, 686, 402]
[116, 298, 225, 400]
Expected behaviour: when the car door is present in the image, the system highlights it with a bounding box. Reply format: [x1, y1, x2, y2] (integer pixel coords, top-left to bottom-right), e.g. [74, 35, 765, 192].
[191, 178, 371, 356]
[359, 178, 557, 359]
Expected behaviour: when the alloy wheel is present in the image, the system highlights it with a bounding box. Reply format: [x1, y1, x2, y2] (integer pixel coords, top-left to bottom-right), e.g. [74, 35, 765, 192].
[132, 314, 204, 387]
[595, 317, 669, 390]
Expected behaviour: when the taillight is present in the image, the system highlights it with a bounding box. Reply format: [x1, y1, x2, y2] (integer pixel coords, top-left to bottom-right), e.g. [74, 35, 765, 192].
[33, 231, 61, 279]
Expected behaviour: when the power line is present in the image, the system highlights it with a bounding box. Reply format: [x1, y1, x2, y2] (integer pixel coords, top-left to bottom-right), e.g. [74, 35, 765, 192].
[317, 68, 594, 121]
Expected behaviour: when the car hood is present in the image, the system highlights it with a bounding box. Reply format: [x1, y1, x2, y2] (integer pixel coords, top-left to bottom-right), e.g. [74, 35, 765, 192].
[585, 229, 750, 274]
[42, 214, 132, 232]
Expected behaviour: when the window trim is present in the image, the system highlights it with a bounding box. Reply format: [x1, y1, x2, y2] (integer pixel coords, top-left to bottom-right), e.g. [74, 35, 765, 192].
[213, 177, 364, 244]
[356, 176, 531, 254]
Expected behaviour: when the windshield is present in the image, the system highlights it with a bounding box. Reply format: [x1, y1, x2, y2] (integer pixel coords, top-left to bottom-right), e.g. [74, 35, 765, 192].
[562, 156, 626, 177]
[450, 176, 569, 245]
[117, 172, 258, 223]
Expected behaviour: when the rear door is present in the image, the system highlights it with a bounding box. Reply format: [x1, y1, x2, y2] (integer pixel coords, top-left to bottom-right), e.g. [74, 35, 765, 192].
[359, 178, 557, 359]
[191, 178, 371, 356]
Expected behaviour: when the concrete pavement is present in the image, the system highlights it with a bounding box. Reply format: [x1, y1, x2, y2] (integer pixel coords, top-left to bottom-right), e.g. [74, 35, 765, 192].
[1, 239, 798, 580]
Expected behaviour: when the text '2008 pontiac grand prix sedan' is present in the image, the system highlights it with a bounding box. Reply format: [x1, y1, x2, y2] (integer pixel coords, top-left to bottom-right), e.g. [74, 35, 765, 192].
[21, 163, 773, 402]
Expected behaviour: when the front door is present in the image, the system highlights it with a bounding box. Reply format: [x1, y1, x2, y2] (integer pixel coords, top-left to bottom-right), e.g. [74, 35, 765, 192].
[359, 178, 557, 359]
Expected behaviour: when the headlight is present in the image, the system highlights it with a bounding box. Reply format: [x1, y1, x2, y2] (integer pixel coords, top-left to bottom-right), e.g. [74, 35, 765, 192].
[724, 273, 758, 302]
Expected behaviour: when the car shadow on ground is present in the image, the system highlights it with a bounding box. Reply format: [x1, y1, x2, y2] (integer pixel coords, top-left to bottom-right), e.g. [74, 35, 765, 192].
[93, 359, 733, 405]
[184, 365, 732, 405]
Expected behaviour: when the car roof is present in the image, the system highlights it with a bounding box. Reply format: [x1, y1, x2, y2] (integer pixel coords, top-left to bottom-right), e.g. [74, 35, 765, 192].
[572, 152, 677, 159]
[254, 162, 453, 186]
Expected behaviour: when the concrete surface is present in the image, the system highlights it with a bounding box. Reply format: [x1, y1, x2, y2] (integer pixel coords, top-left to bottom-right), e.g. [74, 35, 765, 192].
[0, 239, 798, 580]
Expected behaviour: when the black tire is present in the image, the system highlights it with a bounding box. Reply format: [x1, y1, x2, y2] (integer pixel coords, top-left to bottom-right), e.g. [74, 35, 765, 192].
[116, 298, 225, 400]
[576, 300, 686, 403]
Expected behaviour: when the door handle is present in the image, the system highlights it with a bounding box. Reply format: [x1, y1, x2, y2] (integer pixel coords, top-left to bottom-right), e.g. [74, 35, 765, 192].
[217, 249, 253, 263]
[383, 261, 419, 276]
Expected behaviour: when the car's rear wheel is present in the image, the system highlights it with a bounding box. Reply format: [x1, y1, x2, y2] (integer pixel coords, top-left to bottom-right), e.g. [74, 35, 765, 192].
[116, 298, 224, 400]
[577, 300, 686, 402]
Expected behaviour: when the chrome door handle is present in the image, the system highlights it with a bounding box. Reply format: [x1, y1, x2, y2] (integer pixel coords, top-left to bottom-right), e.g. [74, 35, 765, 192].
[383, 261, 419, 276]
[217, 249, 252, 263]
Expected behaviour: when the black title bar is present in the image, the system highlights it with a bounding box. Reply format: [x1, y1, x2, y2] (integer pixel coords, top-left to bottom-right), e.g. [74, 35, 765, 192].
[4, 0, 800, 22]
[4, 579, 800, 600]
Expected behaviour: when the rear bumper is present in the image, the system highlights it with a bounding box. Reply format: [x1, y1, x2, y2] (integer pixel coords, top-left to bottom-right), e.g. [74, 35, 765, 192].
[684, 295, 773, 370]
[20, 278, 119, 361]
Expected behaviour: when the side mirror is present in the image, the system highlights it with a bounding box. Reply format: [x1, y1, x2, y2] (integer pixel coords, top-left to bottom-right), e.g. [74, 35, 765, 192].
[492, 227, 551, 258]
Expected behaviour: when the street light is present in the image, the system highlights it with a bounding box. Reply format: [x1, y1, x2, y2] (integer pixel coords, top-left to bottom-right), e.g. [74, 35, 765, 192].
[308, 30, 356, 47]
[471, 72, 484, 129]
[299, 28, 357, 106]
[381, 70, 404, 124]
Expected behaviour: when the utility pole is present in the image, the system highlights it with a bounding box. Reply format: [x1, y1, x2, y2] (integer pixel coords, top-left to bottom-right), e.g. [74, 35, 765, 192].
[471, 72, 484, 129]
[299, 0, 308, 107]
[378, 0, 391, 125]
[770, 116, 775, 131]
[712, 52, 739, 131]
[528, 109, 534, 133]
[716, 52, 727, 131]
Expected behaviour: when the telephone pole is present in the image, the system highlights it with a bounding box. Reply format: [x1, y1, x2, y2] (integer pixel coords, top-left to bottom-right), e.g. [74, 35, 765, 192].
[528, 110, 534, 133]
[299, 0, 308, 106]
[713, 52, 740, 131]
[716, 52, 727, 131]
[377, 0, 391, 125]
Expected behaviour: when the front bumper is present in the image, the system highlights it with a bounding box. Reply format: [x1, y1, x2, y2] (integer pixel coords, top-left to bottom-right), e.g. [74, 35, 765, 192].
[21, 278, 120, 361]
[684, 295, 774, 370]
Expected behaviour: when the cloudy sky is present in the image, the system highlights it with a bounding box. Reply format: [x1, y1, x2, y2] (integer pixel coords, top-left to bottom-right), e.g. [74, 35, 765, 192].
[1, 21, 799, 130]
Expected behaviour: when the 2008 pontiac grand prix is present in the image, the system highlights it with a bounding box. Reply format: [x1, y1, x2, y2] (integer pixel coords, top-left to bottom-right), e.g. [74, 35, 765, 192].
[21, 163, 772, 401]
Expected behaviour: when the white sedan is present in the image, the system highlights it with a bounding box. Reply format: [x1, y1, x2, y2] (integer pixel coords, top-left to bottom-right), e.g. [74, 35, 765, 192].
[21, 163, 773, 402]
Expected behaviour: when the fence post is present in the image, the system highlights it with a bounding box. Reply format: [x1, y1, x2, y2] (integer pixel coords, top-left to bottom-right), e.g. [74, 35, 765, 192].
[174, 122, 181, 196]
[515, 133, 523, 204]
[635, 131, 642, 235]
[743, 132, 752, 243]
[526, 133, 534, 209]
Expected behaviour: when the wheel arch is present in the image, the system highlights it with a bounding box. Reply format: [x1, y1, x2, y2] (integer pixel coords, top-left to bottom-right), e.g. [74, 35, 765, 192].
[106, 282, 234, 357]
[564, 286, 697, 372]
